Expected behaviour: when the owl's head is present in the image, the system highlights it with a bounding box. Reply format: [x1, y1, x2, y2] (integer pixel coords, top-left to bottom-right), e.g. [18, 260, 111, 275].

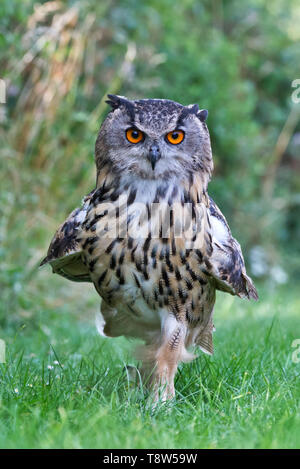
[95, 95, 213, 185]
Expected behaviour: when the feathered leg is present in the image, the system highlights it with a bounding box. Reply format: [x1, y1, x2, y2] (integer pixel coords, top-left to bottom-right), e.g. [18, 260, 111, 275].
[139, 314, 192, 402]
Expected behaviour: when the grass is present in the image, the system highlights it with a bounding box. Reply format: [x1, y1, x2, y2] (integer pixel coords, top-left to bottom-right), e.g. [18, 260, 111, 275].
[0, 270, 299, 449]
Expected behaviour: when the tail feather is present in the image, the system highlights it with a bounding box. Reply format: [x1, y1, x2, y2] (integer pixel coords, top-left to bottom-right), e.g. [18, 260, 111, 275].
[243, 273, 259, 300]
[196, 332, 214, 356]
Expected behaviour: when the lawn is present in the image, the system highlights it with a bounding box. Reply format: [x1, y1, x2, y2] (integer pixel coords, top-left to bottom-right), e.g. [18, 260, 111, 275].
[0, 270, 299, 449]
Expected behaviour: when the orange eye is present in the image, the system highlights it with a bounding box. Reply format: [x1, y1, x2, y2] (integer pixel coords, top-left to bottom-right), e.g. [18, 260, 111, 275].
[166, 129, 185, 145]
[126, 128, 144, 144]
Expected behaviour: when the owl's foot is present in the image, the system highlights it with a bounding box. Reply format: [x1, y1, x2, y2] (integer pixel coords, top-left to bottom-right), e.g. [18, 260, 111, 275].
[123, 364, 144, 390]
[151, 345, 178, 403]
[139, 315, 188, 404]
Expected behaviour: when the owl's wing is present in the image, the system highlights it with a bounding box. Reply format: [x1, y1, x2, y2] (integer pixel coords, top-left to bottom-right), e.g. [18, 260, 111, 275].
[205, 197, 258, 300]
[40, 191, 96, 282]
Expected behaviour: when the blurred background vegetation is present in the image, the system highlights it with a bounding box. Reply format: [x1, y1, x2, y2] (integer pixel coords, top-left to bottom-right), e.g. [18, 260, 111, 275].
[0, 0, 300, 328]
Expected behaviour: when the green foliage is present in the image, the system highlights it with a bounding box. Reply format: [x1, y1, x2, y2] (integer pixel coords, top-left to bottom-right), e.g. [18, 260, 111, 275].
[0, 0, 299, 285]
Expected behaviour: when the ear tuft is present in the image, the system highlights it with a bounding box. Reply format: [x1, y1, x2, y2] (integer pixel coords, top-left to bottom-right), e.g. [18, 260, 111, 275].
[190, 104, 199, 114]
[106, 94, 135, 120]
[198, 109, 208, 122]
[106, 94, 122, 110]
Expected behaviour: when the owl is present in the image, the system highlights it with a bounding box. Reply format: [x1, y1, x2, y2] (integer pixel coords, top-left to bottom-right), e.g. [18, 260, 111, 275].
[41, 95, 258, 402]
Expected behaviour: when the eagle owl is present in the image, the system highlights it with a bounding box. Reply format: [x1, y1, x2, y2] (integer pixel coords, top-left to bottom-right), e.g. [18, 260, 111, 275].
[41, 95, 258, 401]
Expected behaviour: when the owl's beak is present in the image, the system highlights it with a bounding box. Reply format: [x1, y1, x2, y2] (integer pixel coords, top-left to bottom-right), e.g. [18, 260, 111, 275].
[148, 144, 161, 170]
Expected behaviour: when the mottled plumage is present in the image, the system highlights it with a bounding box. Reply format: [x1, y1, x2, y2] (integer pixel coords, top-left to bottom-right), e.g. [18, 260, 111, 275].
[41, 95, 257, 401]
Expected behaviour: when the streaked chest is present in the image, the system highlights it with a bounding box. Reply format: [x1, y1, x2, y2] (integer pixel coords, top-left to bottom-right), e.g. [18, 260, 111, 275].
[82, 178, 214, 321]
